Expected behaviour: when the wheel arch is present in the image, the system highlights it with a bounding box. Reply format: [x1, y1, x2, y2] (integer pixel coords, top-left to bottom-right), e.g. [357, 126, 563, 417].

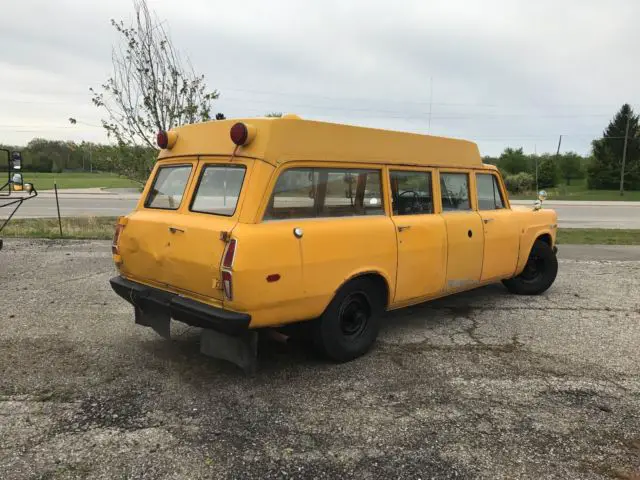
[325, 270, 392, 314]
[515, 229, 555, 275]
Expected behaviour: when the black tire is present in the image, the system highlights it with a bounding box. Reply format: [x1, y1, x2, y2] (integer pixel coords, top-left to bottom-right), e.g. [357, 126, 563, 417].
[503, 240, 558, 295]
[313, 278, 384, 362]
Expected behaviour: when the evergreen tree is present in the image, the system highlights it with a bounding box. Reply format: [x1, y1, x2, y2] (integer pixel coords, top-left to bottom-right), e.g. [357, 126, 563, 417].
[587, 104, 640, 191]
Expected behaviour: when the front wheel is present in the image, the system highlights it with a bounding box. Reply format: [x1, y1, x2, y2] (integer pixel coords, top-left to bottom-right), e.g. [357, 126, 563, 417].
[503, 240, 558, 295]
[313, 278, 383, 362]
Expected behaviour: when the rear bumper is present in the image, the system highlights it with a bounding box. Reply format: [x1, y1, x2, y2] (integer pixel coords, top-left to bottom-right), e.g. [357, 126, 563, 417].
[110, 276, 251, 335]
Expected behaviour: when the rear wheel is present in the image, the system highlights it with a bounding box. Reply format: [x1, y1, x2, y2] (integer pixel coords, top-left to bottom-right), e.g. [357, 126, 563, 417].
[503, 239, 558, 295]
[313, 278, 384, 362]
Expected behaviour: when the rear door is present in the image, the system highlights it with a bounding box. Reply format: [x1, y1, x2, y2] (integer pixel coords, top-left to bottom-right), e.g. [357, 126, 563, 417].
[161, 160, 250, 300]
[118, 161, 196, 288]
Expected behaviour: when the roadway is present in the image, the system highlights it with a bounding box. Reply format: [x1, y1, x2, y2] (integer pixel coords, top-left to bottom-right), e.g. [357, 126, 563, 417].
[3, 191, 640, 229]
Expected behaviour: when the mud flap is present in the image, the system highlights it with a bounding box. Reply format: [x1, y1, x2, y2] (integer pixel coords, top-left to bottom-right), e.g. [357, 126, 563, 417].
[135, 306, 171, 339]
[200, 329, 258, 374]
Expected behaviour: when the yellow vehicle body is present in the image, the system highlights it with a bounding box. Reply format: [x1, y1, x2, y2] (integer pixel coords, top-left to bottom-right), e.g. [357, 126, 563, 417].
[110, 116, 558, 367]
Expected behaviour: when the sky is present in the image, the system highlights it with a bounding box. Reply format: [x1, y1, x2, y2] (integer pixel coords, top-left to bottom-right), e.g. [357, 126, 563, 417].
[0, 0, 638, 156]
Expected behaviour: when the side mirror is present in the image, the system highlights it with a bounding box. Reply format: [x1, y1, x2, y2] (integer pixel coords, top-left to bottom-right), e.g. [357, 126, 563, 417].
[533, 190, 547, 211]
[538, 190, 548, 202]
[11, 151, 22, 170]
[11, 172, 23, 185]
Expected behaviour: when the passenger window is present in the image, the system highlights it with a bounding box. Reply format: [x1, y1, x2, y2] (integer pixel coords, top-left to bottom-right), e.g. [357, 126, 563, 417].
[390, 170, 433, 215]
[145, 165, 192, 210]
[440, 172, 471, 212]
[191, 165, 247, 216]
[265, 167, 384, 220]
[476, 173, 505, 210]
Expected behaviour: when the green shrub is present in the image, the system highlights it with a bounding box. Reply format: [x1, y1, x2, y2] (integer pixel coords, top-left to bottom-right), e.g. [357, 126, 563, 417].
[504, 172, 534, 194]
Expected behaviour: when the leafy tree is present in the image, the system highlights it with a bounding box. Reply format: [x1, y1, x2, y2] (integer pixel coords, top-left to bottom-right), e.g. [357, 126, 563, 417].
[90, 0, 223, 181]
[587, 104, 640, 192]
[498, 147, 532, 174]
[558, 152, 584, 185]
[537, 155, 559, 188]
[265, 112, 283, 118]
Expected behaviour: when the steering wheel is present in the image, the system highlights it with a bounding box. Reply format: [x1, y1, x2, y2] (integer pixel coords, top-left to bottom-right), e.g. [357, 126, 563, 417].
[398, 190, 420, 214]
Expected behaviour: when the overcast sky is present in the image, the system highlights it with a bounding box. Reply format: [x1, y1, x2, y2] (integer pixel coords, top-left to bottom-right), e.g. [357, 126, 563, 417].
[1, 0, 638, 156]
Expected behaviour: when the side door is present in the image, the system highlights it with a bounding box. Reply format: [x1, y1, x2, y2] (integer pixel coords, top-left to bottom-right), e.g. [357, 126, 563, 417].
[389, 168, 446, 303]
[438, 171, 484, 291]
[475, 172, 520, 281]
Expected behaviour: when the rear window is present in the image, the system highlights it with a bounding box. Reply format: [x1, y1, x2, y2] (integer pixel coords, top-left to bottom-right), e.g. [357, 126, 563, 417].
[145, 165, 192, 210]
[190, 165, 247, 216]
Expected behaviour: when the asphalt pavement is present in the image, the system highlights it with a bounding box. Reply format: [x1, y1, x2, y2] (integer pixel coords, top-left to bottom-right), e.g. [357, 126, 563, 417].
[1, 240, 639, 479]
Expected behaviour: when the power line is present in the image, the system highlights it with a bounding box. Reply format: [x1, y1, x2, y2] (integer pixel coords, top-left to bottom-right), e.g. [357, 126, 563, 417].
[4, 86, 638, 111]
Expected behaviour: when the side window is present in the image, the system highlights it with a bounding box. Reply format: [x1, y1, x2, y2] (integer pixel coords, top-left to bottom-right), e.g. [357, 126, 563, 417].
[440, 172, 471, 212]
[264, 167, 384, 220]
[145, 165, 192, 210]
[390, 170, 433, 215]
[476, 173, 505, 210]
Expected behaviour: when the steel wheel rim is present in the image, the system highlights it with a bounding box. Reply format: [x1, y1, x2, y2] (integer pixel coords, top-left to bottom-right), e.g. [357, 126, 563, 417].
[339, 292, 371, 338]
[521, 254, 545, 282]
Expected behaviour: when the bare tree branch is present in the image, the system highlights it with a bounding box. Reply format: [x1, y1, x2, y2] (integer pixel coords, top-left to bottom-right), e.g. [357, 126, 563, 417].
[90, 0, 220, 180]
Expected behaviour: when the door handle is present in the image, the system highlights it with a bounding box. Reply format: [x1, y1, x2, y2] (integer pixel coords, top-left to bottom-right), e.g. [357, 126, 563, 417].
[483, 218, 494, 224]
[397, 225, 411, 232]
[168, 226, 185, 234]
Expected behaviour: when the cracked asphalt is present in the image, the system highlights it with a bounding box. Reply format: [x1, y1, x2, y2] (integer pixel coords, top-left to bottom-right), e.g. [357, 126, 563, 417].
[1, 239, 639, 479]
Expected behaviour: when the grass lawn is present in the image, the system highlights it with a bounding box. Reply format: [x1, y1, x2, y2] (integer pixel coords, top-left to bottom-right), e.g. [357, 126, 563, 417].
[18, 172, 141, 191]
[556, 228, 640, 245]
[2, 217, 639, 245]
[510, 179, 640, 201]
[2, 217, 117, 240]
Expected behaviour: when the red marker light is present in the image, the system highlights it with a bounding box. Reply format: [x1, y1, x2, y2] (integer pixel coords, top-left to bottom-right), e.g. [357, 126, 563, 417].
[230, 122, 256, 146]
[230, 123, 248, 146]
[157, 131, 168, 149]
[157, 130, 177, 149]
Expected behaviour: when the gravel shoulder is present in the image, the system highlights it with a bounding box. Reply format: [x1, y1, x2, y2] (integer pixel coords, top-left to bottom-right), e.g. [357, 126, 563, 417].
[1, 240, 639, 479]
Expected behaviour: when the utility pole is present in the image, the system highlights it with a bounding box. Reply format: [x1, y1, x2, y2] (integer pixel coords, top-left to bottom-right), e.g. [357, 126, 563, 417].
[620, 115, 630, 196]
[427, 77, 433, 132]
[534, 144, 538, 192]
[556, 135, 563, 156]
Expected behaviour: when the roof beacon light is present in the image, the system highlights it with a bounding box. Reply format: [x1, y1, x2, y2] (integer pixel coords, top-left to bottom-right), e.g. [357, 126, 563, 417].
[157, 130, 178, 149]
[230, 122, 256, 146]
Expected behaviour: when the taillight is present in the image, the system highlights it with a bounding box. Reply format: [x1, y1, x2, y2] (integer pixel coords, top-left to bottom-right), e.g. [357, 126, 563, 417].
[112, 223, 125, 255]
[222, 238, 237, 268]
[221, 238, 237, 301]
[221, 270, 233, 300]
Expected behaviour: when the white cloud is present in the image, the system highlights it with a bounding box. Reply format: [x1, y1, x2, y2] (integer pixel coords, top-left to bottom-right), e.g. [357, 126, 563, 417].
[0, 0, 638, 155]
